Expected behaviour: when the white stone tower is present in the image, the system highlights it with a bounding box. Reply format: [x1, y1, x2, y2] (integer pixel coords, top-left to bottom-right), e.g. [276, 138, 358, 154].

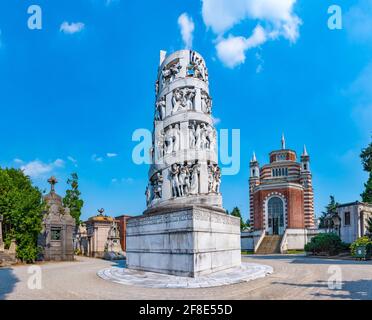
[126, 50, 241, 277]
[146, 50, 222, 210]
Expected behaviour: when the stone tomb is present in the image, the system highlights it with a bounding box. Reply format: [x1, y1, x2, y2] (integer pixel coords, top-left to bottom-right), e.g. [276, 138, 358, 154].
[38, 177, 75, 261]
[126, 205, 241, 277]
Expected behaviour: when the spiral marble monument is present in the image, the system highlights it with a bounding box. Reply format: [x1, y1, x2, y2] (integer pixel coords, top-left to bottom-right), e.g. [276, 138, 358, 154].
[126, 50, 241, 277]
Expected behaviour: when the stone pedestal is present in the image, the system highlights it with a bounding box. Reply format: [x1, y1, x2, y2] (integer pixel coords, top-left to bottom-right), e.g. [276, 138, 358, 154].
[126, 205, 241, 277]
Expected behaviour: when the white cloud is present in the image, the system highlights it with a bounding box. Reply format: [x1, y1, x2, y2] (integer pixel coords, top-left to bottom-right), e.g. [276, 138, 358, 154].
[345, 0, 372, 44]
[67, 156, 78, 167]
[92, 154, 104, 162]
[216, 25, 266, 68]
[21, 159, 65, 178]
[13, 158, 24, 164]
[106, 153, 118, 158]
[178, 13, 195, 49]
[111, 177, 134, 184]
[201, 0, 301, 68]
[60, 22, 85, 34]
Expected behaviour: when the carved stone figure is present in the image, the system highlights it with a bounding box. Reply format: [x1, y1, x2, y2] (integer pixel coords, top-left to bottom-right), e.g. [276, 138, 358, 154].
[194, 124, 202, 150]
[156, 130, 165, 159]
[189, 53, 209, 82]
[201, 91, 212, 114]
[173, 124, 181, 152]
[162, 61, 182, 85]
[189, 122, 196, 149]
[178, 165, 191, 197]
[208, 165, 221, 194]
[200, 123, 208, 150]
[172, 89, 184, 114]
[152, 172, 163, 199]
[164, 127, 174, 154]
[170, 164, 181, 197]
[189, 163, 200, 195]
[155, 96, 166, 120]
[155, 80, 159, 96]
[182, 88, 195, 110]
[145, 185, 151, 206]
[205, 124, 216, 150]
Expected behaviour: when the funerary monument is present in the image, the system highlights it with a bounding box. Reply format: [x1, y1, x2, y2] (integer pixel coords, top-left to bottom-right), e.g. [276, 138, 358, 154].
[126, 50, 241, 277]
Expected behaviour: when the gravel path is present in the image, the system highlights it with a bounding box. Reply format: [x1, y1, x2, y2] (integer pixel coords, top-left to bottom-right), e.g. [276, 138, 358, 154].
[1, 255, 372, 300]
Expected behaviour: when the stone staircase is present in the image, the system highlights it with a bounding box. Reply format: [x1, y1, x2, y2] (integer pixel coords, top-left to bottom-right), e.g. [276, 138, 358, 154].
[0, 252, 17, 267]
[256, 235, 282, 254]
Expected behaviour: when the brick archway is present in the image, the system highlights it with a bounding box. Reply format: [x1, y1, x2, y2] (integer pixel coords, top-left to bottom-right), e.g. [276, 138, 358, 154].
[263, 192, 287, 235]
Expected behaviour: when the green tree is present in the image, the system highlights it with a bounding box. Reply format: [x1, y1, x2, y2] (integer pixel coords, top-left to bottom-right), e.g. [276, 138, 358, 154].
[230, 207, 246, 231]
[360, 137, 372, 172]
[360, 138, 372, 204]
[319, 196, 339, 228]
[361, 173, 372, 203]
[0, 168, 44, 262]
[63, 173, 84, 226]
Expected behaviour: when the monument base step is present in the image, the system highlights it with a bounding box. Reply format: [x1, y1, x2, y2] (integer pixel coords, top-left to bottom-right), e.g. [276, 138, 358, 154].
[126, 205, 241, 277]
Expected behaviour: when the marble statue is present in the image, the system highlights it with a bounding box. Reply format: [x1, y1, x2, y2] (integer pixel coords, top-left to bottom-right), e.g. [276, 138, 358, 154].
[189, 163, 200, 195]
[155, 97, 166, 120]
[170, 164, 181, 198]
[145, 185, 151, 206]
[162, 61, 182, 85]
[201, 91, 212, 114]
[156, 130, 165, 159]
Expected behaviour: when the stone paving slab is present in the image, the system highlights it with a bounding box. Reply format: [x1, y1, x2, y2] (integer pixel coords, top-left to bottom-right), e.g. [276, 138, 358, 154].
[97, 263, 273, 288]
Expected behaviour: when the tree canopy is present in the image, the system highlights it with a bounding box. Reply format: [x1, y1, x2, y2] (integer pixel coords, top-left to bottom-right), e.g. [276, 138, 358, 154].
[63, 173, 84, 226]
[230, 207, 247, 231]
[360, 138, 372, 204]
[0, 168, 44, 262]
[318, 196, 339, 229]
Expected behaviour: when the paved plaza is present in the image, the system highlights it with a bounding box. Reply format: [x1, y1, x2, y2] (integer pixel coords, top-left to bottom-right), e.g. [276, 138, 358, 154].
[1, 255, 372, 300]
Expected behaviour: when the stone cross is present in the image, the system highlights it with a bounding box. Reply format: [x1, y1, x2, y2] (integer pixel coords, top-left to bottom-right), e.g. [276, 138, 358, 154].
[48, 176, 58, 193]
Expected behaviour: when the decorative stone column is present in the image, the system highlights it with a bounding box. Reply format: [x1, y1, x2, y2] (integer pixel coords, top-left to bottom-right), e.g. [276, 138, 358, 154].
[146, 50, 222, 209]
[126, 50, 241, 277]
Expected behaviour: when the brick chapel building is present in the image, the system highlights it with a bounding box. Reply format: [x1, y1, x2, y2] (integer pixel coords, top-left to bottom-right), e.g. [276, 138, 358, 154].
[249, 135, 315, 236]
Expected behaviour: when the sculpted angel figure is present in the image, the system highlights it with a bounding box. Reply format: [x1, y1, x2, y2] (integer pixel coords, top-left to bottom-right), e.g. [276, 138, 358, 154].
[170, 164, 181, 197]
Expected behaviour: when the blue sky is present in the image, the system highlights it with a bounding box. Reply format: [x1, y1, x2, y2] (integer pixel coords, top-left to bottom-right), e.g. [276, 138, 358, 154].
[0, 0, 371, 222]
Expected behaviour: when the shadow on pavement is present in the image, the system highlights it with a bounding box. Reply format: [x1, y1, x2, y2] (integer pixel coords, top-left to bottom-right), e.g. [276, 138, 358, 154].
[244, 254, 372, 266]
[0, 267, 19, 300]
[272, 279, 372, 300]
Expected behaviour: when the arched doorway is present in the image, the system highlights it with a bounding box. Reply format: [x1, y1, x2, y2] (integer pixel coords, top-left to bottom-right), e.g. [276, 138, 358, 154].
[267, 197, 284, 235]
